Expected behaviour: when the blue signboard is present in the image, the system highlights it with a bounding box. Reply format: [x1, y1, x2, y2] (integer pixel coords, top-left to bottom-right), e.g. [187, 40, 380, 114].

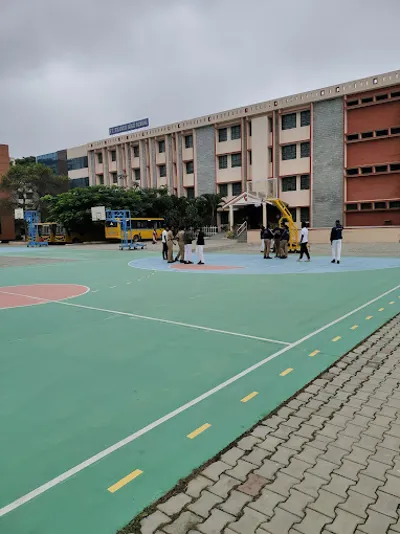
[109, 118, 149, 136]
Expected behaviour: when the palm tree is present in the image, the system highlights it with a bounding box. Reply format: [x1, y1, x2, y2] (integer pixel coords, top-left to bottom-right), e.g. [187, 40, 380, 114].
[199, 193, 224, 226]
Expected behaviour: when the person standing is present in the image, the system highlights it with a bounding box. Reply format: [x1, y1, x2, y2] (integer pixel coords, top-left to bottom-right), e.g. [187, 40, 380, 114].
[183, 226, 194, 264]
[167, 226, 175, 263]
[196, 228, 205, 265]
[297, 222, 311, 262]
[273, 226, 282, 258]
[175, 226, 185, 263]
[330, 220, 344, 264]
[260, 226, 265, 253]
[152, 228, 157, 244]
[263, 224, 273, 259]
[161, 226, 168, 260]
[280, 224, 289, 259]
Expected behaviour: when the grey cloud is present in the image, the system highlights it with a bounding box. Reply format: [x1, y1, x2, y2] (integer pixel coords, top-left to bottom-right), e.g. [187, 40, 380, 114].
[0, 0, 398, 157]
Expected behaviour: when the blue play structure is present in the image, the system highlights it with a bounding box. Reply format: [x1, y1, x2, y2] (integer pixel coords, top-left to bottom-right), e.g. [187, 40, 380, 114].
[105, 209, 146, 251]
[24, 210, 48, 248]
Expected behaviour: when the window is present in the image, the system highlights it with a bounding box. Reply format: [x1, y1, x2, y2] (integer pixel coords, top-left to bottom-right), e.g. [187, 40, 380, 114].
[361, 167, 373, 174]
[347, 100, 359, 107]
[133, 145, 140, 158]
[361, 202, 373, 210]
[231, 125, 241, 140]
[97, 153, 103, 164]
[390, 163, 400, 171]
[184, 135, 193, 149]
[158, 140, 165, 153]
[282, 113, 297, 130]
[346, 204, 357, 211]
[347, 168, 359, 175]
[111, 150, 117, 162]
[282, 144, 296, 160]
[361, 132, 373, 139]
[389, 201, 400, 209]
[361, 97, 373, 104]
[376, 93, 388, 101]
[269, 147, 273, 162]
[282, 176, 297, 192]
[300, 207, 310, 222]
[111, 172, 118, 184]
[300, 142, 310, 158]
[391, 91, 400, 98]
[268, 117, 273, 132]
[134, 169, 140, 182]
[186, 187, 195, 199]
[300, 174, 310, 190]
[159, 164, 166, 177]
[97, 174, 104, 185]
[186, 161, 194, 174]
[248, 121, 252, 137]
[374, 202, 386, 209]
[300, 110, 311, 127]
[248, 151, 252, 165]
[376, 129, 388, 137]
[391, 127, 400, 135]
[232, 182, 242, 196]
[218, 128, 228, 142]
[347, 134, 359, 141]
[219, 184, 228, 197]
[218, 155, 228, 169]
[231, 153, 242, 167]
[67, 156, 88, 171]
[289, 208, 297, 222]
[375, 165, 388, 173]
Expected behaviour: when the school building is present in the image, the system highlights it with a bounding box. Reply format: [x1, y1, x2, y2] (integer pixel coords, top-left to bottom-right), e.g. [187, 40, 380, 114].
[57, 69, 399, 231]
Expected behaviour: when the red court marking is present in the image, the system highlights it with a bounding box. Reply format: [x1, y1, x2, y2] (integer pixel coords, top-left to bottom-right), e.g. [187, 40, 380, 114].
[170, 264, 244, 271]
[0, 284, 89, 310]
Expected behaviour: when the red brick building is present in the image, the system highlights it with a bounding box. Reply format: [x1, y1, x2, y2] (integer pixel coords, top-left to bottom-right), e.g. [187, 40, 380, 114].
[0, 144, 16, 242]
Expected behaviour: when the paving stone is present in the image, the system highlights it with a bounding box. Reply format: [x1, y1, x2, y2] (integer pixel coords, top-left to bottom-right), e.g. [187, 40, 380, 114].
[243, 447, 270, 467]
[228, 506, 268, 534]
[337, 406, 358, 418]
[219, 490, 252, 516]
[270, 446, 297, 466]
[293, 473, 326, 498]
[141, 511, 171, 534]
[357, 509, 395, 534]
[281, 458, 310, 481]
[271, 424, 296, 441]
[330, 415, 351, 429]
[374, 414, 394, 428]
[258, 436, 284, 453]
[249, 489, 285, 517]
[295, 424, 317, 439]
[334, 459, 364, 482]
[351, 474, 383, 498]
[295, 407, 315, 420]
[279, 489, 314, 518]
[323, 474, 356, 498]
[342, 424, 365, 439]
[381, 435, 400, 452]
[337, 489, 374, 518]
[363, 423, 387, 440]
[318, 424, 342, 440]
[187, 476, 212, 498]
[319, 445, 348, 466]
[307, 459, 337, 482]
[164, 511, 201, 534]
[358, 406, 379, 419]
[255, 458, 283, 480]
[188, 491, 223, 519]
[287, 399, 304, 410]
[197, 509, 235, 534]
[325, 509, 363, 534]
[158, 493, 192, 516]
[361, 459, 390, 481]
[294, 508, 331, 534]
[277, 406, 295, 420]
[207, 475, 240, 498]
[308, 437, 332, 452]
[251, 425, 275, 440]
[380, 474, 400, 498]
[355, 434, 380, 452]
[283, 436, 309, 452]
[266, 472, 299, 498]
[220, 447, 246, 467]
[294, 445, 323, 466]
[202, 461, 231, 482]
[261, 415, 286, 429]
[237, 436, 262, 452]
[309, 489, 345, 519]
[257, 507, 300, 534]
[343, 446, 373, 466]
[226, 460, 255, 482]
[370, 490, 400, 519]
[236, 473, 268, 496]
[367, 446, 396, 466]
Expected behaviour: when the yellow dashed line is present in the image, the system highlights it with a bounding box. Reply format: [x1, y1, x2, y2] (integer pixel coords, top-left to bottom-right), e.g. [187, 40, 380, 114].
[187, 423, 211, 439]
[107, 469, 143, 493]
[241, 392, 258, 403]
[280, 368, 293, 377]
[366, 316, 373, 320]
[378, 308, 384, 312]
[350, 325, 358, 330]
[309, 350, 320, 357]
[332, 336, 342, 342]
[389, 301, 394, 305]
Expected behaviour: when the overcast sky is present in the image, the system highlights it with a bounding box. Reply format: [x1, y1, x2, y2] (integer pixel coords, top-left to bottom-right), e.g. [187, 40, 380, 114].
[0, 0, 398, 158]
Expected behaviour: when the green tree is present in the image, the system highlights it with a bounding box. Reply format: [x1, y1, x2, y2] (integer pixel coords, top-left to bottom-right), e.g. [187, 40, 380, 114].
[14, 156, 36, 166]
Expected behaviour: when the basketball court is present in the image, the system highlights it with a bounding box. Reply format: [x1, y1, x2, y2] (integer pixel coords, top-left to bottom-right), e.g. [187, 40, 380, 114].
[0, 244, 399, 534]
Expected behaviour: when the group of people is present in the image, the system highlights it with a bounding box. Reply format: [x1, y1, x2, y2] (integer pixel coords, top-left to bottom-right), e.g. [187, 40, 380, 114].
[260, 220, 344, 263]
[160, 226, 205, 265]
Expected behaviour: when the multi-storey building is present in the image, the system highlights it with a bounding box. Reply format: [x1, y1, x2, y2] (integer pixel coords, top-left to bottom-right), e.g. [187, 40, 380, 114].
[44, 69, 400, 229]
[36, 150, 68, 176]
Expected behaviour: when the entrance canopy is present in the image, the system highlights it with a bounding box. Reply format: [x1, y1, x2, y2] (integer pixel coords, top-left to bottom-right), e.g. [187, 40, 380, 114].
[220, 192, 273, 211]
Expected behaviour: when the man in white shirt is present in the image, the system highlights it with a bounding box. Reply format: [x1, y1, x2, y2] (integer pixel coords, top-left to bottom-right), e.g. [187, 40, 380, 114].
[161, 227, 168, 260]
[297, 222, 311, 262]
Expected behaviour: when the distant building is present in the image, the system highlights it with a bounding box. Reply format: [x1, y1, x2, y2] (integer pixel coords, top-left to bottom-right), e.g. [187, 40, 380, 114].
[67, 145, 89, 188]
[36, 150, 68, 176]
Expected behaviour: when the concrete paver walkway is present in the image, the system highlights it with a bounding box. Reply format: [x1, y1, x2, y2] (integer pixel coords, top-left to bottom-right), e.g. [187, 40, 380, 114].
[129, 315, 400, 534]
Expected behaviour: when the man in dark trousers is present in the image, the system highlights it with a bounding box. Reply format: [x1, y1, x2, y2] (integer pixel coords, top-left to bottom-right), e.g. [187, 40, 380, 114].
[331, 220, 344, 264]
[273, 226, 282, 258]
[280, 224, 289, 259]
[297, 221, 310, 262]
[263, 224, 273, 259]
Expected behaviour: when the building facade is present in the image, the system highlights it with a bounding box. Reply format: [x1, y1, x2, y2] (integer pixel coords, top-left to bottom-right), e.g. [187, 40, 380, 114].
[0, 144, 16, 241]
[36, 150, 68, 176]
[45, 69, 400, 228]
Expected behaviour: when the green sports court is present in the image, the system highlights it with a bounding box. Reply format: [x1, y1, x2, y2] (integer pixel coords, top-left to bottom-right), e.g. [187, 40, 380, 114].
[0, 244, 399, 534]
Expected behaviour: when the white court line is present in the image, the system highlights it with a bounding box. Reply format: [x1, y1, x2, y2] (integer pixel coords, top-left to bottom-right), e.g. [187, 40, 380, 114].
[0, 289, 289, 346]
[0, 283, 399, 518]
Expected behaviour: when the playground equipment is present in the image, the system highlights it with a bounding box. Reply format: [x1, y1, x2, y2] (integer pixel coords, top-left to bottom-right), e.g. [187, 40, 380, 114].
[91, 206, 146, 250]
[14, 209, 48, 247]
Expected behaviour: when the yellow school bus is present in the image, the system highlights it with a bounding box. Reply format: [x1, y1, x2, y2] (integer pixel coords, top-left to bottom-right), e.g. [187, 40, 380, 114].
[36, 223, 95, 244]
[105, 218, 165, 242]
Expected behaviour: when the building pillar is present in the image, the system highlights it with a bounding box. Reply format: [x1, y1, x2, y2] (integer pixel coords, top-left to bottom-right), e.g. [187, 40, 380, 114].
[262, 202, 267, 227]
[229, 205, 234, 229]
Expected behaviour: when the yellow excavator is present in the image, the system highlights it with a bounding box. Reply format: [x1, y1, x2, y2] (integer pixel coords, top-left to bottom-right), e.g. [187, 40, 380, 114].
[270, 198, 299, 253]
